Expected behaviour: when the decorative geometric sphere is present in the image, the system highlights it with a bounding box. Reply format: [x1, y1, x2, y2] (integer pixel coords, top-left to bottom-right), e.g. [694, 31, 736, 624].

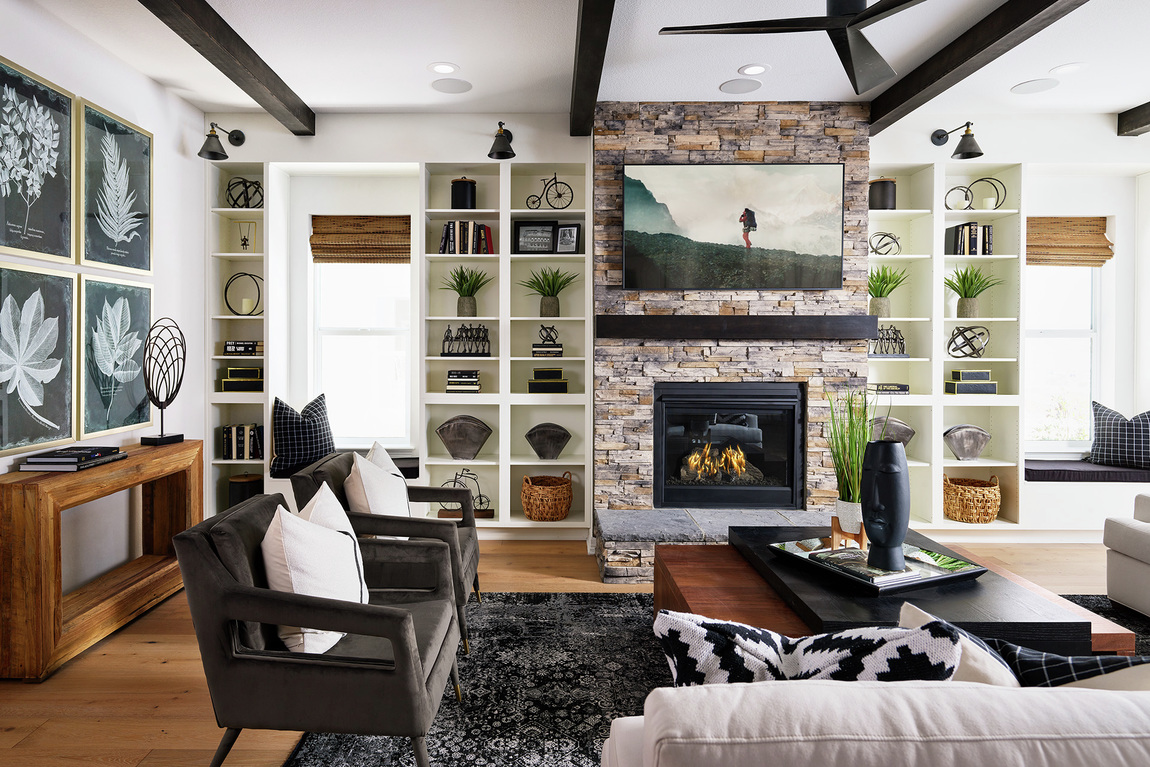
[868, 232, 901, 256]
[947, 325, 991, 358]
[226, 177, 264, 209]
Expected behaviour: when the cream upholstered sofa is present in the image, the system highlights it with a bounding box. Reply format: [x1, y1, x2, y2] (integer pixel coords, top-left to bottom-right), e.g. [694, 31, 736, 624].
[1105, 493, 1150, 616]
[601, 680, 1150, 767]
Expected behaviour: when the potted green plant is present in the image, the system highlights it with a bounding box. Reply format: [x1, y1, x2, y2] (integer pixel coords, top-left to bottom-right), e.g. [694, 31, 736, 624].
[867, 265, 909, 318]
[519, 267, 579, 317]
[441, 266, 494, 317]
[826, 386, 876, 534]
[944, 265, 1004, 318]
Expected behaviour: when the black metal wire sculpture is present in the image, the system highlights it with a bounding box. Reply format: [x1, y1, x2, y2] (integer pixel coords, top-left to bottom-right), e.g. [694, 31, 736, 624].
[441, 324, 491, 356]
[141, 318, 186, 445]
[869, 325, 907, 357]
[947, 325, 991, 358]
[225, 272, 263, 315]
[868, 231, 901, 255]
[944, 177, 1007, 210]
[226, 177, 264, 208]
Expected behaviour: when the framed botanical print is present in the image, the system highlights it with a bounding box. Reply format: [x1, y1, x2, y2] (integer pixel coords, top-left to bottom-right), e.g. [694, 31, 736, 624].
[0, 57, 73, 263]
[0, 261, 76, 455]
[81, 275, 152, 438]
[80, 102, 152, 274]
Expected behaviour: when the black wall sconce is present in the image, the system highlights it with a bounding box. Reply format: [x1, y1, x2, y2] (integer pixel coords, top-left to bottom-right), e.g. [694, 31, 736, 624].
[487, 121, 515, 160]
[198, 123, 246, 160]
[930, 121, 983, 160]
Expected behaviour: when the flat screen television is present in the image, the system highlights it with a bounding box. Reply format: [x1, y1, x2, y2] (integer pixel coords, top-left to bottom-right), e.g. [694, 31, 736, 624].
[622, 163, 845, 291]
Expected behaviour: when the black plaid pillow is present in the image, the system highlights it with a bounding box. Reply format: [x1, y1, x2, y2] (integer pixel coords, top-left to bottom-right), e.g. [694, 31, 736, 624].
[984, 638, 1150, 687]
[1087, 401, 1150, 469]
[269, 395, 335, 478]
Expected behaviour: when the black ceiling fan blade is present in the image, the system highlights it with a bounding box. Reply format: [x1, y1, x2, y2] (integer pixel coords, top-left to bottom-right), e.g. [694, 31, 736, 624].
[826, 26, 897, 95]
[660, 17, 840, 36]
[849, 0, 932, 29]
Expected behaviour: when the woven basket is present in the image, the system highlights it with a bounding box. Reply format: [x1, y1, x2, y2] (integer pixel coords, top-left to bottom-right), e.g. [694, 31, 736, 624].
[942, 474, 1001, 524]
[521, 471, 572, 522]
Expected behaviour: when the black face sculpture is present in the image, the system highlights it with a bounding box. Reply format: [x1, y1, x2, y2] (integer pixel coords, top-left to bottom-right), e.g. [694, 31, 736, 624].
[861, 439, 910, 571]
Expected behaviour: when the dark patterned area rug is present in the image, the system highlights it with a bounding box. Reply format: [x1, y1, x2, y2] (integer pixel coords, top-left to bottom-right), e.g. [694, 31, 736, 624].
[1061, 594, 1150, 655]
[283, 592, 668, 767]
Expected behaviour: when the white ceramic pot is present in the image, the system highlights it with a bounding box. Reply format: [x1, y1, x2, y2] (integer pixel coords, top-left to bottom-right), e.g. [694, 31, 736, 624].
[835, 499, 864, 534]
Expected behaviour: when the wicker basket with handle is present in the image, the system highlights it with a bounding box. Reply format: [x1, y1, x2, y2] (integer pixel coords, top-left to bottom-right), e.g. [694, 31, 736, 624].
[521, 471, 573, 522]
[942, 474, 1001, 524]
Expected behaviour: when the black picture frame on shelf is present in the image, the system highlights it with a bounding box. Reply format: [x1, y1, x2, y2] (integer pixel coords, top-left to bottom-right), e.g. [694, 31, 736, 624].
[513, 221, 558, 254]
[556, 224, 581, 254]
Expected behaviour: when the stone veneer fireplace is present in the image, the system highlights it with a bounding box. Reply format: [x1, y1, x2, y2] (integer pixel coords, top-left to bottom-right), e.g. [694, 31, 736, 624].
[591, 101, 872, 582]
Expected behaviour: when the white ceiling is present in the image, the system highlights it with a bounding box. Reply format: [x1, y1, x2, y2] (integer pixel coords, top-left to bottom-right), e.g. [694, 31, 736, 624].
[27, 0, 1150, 124]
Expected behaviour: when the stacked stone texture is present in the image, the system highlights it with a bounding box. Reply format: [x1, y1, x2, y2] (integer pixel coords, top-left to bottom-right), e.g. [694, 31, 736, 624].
[593, 101, 871, 522]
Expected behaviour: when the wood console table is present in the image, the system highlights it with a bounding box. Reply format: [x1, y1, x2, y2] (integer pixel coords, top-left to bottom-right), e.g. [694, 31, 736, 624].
[0, 440, 203, 680]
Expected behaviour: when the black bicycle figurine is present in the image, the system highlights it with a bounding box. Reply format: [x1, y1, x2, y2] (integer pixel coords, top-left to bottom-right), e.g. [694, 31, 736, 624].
[526, 172, 573, 210]
[440, 468, 491, 513]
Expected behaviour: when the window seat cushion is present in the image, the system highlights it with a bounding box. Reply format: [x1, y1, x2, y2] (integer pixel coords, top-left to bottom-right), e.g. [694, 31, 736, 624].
[1025, 459, 1150, 483]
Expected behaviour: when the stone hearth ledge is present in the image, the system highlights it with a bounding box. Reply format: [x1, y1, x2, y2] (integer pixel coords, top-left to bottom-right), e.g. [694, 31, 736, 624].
[593, 508, 832, 584]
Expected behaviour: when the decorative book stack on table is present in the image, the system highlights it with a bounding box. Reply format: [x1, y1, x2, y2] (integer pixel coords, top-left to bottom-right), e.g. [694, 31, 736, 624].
[20, 445, 127, 472]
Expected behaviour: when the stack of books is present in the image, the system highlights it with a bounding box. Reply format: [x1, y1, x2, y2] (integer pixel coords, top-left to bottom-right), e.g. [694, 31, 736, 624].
[21, 445, 127, 472]
[528, 368, 567, 393]
[944, 222, 994, 256]
[221, 366, 264, 392]
[438, 221, 494, 254]
[869, 382, 910, 395]
[224, 340, 263, 357]
[945, 369, 998, 394]
[532, 341, 563, 358]
[446, 370, 481, 393]
[222, 424, 263, 460]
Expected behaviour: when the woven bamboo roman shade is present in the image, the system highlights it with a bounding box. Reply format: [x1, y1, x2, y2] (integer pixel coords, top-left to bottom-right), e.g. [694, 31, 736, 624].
[1026, 217, 1113, 267]
[310, 215, 412, 263]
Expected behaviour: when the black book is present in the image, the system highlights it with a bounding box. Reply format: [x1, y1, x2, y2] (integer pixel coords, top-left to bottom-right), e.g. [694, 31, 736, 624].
[21, 452, 129, 472]
[447, 221, 456, 255]
[25, 445, 120, 463]
[438, 223, 449, 254]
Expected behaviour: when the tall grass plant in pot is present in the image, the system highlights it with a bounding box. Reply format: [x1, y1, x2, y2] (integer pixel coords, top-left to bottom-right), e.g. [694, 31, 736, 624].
[868, 265, 909, 318]
[826, 386, 876, 534]
[944, 265, 1004, 318]
[441, 266, 493, 317]
[519, 267, 579, 317]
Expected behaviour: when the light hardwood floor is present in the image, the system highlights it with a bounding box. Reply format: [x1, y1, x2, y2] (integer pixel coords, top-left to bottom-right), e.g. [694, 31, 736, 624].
[0, 540, 1108, 766]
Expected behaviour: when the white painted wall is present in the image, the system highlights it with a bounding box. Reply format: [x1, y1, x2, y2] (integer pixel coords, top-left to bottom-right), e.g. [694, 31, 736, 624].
[2, 1, 206, 591]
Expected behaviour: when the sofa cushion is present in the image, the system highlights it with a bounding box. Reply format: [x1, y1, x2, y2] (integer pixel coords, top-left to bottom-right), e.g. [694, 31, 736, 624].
[983, 637, 1150, 687]
[897, 603, 1018, 687]
[270, 394, 335, 478]
[1104, 516, 1150, 562]
[346, 451, 411, 519]
[653, 610, 961, 686]
[1088, 401, 1150, 470]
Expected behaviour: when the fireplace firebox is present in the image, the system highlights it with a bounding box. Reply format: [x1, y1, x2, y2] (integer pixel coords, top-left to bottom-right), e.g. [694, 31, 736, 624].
[653, 382, 805, 509]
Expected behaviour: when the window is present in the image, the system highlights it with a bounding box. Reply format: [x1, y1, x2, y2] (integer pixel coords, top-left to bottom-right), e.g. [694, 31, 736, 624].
[1023, 265, 1098, 451]
[313, 262, 414, 449]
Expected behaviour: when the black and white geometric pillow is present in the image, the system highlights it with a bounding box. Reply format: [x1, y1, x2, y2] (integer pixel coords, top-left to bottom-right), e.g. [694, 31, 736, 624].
[269, 394, 336, 478]
[1087, 401, 1150, 469]
[983, 638, 1150, 687]
[653, 610, 962, 687]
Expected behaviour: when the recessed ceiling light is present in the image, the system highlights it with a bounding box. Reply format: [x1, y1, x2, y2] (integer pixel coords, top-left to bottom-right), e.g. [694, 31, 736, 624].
[1049, 62, 1084, 75]
[719, 78, 762, 94]
[428, 62, 458, 75]
[738, 64, 769, 76]
[432, 78, 472, 94]
[1010, 78, 1059, 95]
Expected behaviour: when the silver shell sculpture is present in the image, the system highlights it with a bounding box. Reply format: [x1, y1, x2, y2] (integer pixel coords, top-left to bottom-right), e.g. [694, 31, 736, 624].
[871, 416, 915, 447]
[435, 415, 492, 460]
[943, 424, 991, 461]
[525, 422, 572, 460]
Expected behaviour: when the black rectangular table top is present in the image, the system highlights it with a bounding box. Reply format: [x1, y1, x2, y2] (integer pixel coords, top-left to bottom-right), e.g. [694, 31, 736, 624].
[729, 526, 1092, 655]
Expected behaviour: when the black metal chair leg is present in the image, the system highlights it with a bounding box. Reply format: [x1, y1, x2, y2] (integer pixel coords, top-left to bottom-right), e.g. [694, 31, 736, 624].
[209, 727, 241, 767]
[474, 573, 482, 602]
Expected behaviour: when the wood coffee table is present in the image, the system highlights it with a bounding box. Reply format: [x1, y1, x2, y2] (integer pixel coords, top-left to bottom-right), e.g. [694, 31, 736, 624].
[654, 541, 1136, 656]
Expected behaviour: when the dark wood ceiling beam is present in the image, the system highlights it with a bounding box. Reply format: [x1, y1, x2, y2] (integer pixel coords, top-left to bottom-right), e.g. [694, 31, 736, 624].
[870, 0, 1090, 135]
[138, 0, 315, 136]
[570, 0, 616, 137]
[1118, 102, 1150, 136]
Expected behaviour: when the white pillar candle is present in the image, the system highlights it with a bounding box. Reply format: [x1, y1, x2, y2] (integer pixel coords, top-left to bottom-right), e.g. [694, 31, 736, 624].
[241, 298, 255, 314]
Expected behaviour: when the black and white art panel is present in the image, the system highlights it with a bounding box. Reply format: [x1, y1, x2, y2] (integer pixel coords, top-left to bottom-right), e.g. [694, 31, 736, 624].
[81, 275, 152, 439]
[81, 102, 151, 273]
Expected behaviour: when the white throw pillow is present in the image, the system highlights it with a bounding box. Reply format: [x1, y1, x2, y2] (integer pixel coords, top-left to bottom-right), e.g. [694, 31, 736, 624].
[260, 505, 367, 654]
[346, 451, 411, 518]
[366, 441, 403, 474]
[299, 482, 367, 591]
[898, 602, 1020, 687]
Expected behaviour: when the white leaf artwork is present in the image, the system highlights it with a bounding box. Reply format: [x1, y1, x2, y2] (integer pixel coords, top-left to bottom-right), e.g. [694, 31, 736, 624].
[0, 288, 63, 429]
[92, 296, 142, 426]
[0, 84, 61, 234]
[95, 130, 142, 244]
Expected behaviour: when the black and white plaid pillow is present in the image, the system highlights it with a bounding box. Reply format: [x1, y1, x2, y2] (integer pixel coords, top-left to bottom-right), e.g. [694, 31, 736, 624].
[984, 638, 1150, 687]
[654, 610, 962, 686]
[269, 395, 335, 478]
[1088, 401, 1150, 469]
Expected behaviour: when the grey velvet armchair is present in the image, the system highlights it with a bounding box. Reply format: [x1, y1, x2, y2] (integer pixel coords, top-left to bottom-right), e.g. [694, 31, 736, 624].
[291, 451, 481, 650]
[173, 493, 461, 767]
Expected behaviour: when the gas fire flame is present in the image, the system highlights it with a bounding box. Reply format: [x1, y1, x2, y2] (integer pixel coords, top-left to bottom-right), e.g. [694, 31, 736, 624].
[686, 443, 747, 478]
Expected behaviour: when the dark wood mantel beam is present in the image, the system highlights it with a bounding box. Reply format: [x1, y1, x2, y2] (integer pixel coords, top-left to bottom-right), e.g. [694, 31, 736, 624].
[570, 0, 616, 136]
[138, 0, 316, 136]
[870, 0, 1090, 135]
[1118, 101, 1150, 136]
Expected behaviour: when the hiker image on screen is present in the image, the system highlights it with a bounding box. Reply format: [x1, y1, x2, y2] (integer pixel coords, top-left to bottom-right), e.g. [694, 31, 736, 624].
[739, 207, 757, 249]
